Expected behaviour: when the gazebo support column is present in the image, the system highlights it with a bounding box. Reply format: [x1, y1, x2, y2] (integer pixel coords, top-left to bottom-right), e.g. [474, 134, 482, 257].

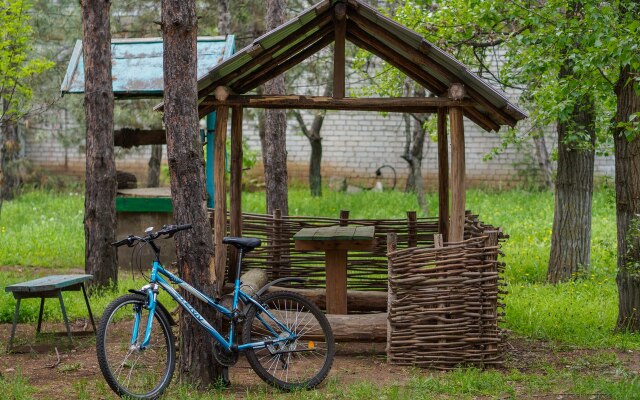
[448, 83, 466, 242]
[437, 108, 449, 241]
[213, 103, 229, 290]
[228, 106, 243, 282]
[333, 3, 346, 98]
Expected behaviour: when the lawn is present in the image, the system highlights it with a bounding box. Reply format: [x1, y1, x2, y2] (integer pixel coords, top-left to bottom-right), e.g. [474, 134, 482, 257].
[1, 186, 637, 399]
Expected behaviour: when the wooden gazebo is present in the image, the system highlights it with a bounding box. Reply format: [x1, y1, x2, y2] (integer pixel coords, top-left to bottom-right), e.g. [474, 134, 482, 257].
[157, 0, 526, 279]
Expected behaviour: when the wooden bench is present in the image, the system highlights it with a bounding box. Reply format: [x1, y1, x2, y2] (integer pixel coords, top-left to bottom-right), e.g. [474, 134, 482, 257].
[5, 274, 96, 351]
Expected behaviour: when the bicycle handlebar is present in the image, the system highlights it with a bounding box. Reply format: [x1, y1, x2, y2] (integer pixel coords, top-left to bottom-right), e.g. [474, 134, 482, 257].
[111, 224, 193, 247]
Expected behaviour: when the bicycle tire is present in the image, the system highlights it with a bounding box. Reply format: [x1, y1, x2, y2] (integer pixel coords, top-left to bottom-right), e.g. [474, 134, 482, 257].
[96, 293, 176, 399]
[242, 291, 335, 390]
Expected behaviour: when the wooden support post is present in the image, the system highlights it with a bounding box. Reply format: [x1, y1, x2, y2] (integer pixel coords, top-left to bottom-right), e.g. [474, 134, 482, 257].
[448, 83, 466, 242]
[484, 230, 499, 356]
[228, 106, 244, 283]
[386, 232, 397, 359]
[333, 3, 346, 98]
[407, 211, 417, 247]
[339, 210, 349, 226]
[325, 249, 348, 314]
[272, 209, 282, 280]
[437, 108, 449, 241]
[434, 234, 446, 344]
[213, 103, 229, 291]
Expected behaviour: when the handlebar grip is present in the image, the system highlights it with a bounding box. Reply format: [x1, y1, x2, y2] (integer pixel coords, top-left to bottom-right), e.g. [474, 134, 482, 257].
[175, 224, 193, 231]
[111, 235, 134, 247]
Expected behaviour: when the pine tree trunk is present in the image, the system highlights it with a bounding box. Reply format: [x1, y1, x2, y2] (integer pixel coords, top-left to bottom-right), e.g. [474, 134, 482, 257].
[81, 0, 118, 289]
[217, 0, 231, 35]
[615, 64, 640, 331]
[147, 144, 162, 187]
[547, 90, 596, 283]
[161, 0, 221, 384]
[263, 0, 289, 215]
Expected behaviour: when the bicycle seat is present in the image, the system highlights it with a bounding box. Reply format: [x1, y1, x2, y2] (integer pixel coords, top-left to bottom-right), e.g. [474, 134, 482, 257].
[222, 237, 262, 252]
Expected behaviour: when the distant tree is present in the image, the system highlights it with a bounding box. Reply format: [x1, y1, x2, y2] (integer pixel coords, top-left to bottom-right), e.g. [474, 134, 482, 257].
[80, 0, 118, 288]
[262, 0, 289, 215]
[0, 0, 53, 200]
[161, 0, 222, 385]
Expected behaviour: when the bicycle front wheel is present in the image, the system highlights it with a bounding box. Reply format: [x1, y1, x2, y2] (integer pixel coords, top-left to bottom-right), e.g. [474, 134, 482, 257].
[96, 293, 176, 399]
[243, 291, 335, 390]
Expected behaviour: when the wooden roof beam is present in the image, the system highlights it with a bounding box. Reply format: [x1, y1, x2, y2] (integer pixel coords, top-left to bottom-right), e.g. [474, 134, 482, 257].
[198, 10, 334, 96]
[333, 3, 347, 98]
[200, 95, 475, 113]
[230, 24, 334, 93]
[235, 34, 335, 94]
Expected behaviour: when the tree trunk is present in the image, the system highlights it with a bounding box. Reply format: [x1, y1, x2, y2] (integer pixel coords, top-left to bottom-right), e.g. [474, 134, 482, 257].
[615, 64, 640, 331]
[217, 0, 231, 35]
[0, 111, 21, 201]
[547, 83, 596, 282]
[147, 144, 162, 187]
[293, 105, 326, 197]
[161, 0, 221, 385]
[81, 0, 118, 289]
[263, 0, 289, 215]
[533, 129, 554, 190]
[402, 83, 428, 214]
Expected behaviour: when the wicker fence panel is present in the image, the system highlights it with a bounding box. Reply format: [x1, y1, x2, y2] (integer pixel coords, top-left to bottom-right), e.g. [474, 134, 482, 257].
[387, 232, 506, 369]
[212, 210, 497, 292]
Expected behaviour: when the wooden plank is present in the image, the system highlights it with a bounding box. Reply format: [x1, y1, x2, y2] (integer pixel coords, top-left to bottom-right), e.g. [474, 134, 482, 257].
[117, 187, 171, 198]
[213, 105, 229, 291]
[292, 227, 320, 240]
[449, 104, 465, 242]
[6, 275, 93, 293]
[325, 249, 348, 314]
[313, 226, 340, 240]
[437, 108, 449, 241]
[333, 226, 356, 240]
[295, 239, 374, 251]
[352, 225, 375, 239]
[228, 106, 244, 283]
[333, 3, 347, 98]
[114, 128, 166, 147]
[201, 95, 473, 113]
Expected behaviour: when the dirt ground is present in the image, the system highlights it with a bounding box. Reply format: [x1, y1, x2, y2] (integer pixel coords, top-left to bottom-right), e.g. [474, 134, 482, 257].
[1, 321, 639, 399]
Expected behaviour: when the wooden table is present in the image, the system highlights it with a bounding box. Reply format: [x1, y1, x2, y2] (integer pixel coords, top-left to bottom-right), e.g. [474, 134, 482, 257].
[5, 274, 96, 351]
[294, 225, 375, 314]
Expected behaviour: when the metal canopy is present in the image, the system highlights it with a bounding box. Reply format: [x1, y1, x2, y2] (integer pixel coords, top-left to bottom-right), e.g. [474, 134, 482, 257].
[61, 36, 236, 98]
[185, 0, 526, 132]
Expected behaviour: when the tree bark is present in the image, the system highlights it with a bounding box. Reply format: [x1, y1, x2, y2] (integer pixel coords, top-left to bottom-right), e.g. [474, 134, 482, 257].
[547, 1, 596, 283]
[0, 111, 21, 201]
[615, 63, 640, 331]
[533, 129, 553, 190]
[547, 76, 596, 282]
[293, 104, 326, 197]
[81, 0, 118, 289]
[147, 144, 162, 187]
[263, 0, 289, 215]
[161, 0, 221, 385]
[216, 0, 231, 35]
[402, 82, 428, 214]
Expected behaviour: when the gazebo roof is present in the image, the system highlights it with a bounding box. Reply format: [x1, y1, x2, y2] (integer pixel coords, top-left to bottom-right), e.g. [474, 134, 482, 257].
[189, 0, 526, 131]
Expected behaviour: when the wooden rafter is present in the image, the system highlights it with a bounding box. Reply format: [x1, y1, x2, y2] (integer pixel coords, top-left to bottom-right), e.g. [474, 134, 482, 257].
[333, 3, 347, 98]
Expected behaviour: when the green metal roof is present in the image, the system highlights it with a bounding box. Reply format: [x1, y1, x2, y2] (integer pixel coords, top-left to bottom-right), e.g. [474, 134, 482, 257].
[61, 36, 235, 99]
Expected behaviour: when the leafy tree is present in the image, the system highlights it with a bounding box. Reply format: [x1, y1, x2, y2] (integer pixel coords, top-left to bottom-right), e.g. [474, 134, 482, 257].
[0, 0, 53, 200]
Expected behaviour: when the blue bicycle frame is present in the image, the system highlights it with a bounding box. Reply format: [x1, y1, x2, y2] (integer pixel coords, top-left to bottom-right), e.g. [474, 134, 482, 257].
[134, 258, 294, 353]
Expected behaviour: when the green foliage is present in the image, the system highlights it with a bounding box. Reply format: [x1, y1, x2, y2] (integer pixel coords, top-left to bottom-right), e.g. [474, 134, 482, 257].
[0, 0, 53, 120]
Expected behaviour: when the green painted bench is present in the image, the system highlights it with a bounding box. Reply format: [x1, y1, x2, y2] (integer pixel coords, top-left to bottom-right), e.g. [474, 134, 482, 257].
[5, 274, 96, 351]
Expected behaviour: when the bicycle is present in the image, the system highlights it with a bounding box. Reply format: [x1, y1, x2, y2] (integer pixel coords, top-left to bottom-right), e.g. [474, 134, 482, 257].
[96, 224, 335, 399]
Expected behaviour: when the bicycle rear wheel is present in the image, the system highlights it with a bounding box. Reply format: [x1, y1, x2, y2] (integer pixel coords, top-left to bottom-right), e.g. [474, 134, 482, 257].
[243, 291, 335, 390]
[96, 293, 175, 399]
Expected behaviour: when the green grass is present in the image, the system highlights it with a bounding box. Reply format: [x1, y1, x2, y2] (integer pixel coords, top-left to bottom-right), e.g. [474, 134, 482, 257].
[0, 186, 633, 349]
[0, 190, 84, 268]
